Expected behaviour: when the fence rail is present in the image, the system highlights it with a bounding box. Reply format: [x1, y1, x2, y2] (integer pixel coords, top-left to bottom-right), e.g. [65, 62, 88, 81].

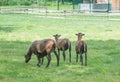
[0, 7, 120, 20]
[0, 7, 48, 14]
[0, 7, 109, 14]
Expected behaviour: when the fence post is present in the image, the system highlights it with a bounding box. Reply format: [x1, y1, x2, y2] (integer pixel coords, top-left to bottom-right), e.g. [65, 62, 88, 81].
[0, 7, 1, 14]
[64, 10, 66, 18]
[46, 7, 47, 17]
[57, 0, 60, 10]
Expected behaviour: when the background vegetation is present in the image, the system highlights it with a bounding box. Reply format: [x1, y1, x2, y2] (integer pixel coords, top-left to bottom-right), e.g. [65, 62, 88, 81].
[0, 0, 72, 6]
[0, 14, 120, 82]
[0, 0, 34, 6]
[0, 0, 74, 10]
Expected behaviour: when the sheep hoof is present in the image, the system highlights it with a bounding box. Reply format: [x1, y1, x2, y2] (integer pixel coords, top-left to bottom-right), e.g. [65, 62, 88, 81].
[37, 64, 41, 67]
[46, 66, 49, 68]
[85, 64, 87, 66]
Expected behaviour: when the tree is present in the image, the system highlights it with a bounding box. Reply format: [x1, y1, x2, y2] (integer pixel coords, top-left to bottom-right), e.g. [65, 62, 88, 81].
[57, 0, 59, 10]
[37, 0, 40, 6]
[62, 0, 64, 4]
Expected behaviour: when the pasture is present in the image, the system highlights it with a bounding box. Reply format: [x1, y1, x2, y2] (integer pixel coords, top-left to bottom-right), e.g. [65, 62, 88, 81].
[0, 14, 120, 82]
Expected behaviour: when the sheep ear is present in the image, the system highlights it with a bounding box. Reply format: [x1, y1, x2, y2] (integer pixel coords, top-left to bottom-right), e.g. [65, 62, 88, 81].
[59, 35, 61, 37]
[53, 35, 55, 37]
[82, 34, 85, 36]
[53, 34, 57, 37]
[75, 34, 78, 36]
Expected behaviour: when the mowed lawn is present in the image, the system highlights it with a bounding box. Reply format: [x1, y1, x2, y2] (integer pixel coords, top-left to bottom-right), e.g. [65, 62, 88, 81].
[0, 14, 120, 82]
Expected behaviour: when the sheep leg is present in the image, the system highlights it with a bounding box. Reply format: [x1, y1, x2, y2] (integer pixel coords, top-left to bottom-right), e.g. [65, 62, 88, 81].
[58, 49, 60, 60]
[69, 48, 71, 63]
[85, 52, 87, 66]
[76, 52, 78, 62]
[62, 50, 66, 61]
[54, 51, 59, 66]
[80, 53, 83, 65]
[41, 58, 44, 65]
[46, 54, 51, 68]
[37, 55, 41, 67]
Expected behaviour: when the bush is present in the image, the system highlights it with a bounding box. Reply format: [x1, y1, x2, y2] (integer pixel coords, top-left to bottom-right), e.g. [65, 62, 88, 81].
[0, 0, 8, 6]
[20, 0, 34, 6]
[0, 0, 35, 6]
[8, 0, 17, 5]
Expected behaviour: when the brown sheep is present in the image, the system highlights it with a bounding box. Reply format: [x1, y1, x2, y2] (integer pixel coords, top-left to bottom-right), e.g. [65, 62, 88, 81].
[25, 39, 59, 67]
[75, 33, 87, 66]
[53, 34, 71, 62]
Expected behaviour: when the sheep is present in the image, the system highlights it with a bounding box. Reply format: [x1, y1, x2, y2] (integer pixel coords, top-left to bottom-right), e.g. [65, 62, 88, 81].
[75, 33, 87, 66]
[24, 39, 59, 67]
[53, 34, 71, 62]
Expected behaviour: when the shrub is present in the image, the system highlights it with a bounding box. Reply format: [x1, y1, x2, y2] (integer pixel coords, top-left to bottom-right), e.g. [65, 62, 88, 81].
[0, 0, 35, 6]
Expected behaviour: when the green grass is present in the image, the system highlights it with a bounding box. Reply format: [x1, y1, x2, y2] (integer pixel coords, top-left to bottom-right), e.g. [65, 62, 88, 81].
[0, 14, 120, 82]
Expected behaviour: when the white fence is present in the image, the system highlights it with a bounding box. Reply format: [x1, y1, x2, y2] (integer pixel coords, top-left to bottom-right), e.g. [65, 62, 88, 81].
[0, 7, 120, 21]
[0, 7, 47, 14]
[78, 3, 111, 12]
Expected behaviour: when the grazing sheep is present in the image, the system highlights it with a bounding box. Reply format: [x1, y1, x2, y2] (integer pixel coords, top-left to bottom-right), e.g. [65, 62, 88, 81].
[25, 39, 59, 67]
[53, 34, 71, 62]
[75, 33, 87, 66]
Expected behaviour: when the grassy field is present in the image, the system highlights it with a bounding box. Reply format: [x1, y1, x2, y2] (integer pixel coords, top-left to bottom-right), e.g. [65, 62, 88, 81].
[0, 14, 120, 82]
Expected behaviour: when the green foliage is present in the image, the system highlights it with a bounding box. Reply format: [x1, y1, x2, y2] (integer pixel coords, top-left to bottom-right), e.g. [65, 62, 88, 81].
[20, 0, 35, 5]
[0, 0, 73, 6]
[0, 0, 35, 6]
[72, 0, 83, 4]
[8, 0, 18, 5]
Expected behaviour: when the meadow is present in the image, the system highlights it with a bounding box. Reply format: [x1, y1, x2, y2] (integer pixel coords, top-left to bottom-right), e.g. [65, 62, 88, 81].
[0, 13, 120, 82]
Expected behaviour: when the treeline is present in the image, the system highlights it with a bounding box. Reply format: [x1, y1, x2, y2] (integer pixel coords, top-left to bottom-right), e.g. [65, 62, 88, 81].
[0, 0, 72, 6]
[0, 0, 35, 6]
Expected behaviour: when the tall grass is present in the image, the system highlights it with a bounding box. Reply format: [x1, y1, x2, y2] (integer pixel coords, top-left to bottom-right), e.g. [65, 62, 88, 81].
[0, 14, 120, 82]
